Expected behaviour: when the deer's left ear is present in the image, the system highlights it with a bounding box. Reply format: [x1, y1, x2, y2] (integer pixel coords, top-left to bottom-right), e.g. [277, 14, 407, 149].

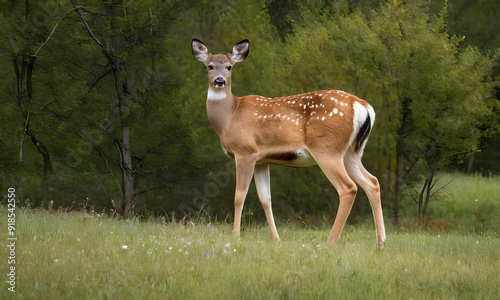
[228, 39, 249, 64]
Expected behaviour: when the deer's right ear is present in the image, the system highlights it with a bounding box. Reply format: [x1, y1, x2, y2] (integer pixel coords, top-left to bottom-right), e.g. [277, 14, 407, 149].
[192, 38, 210, 65]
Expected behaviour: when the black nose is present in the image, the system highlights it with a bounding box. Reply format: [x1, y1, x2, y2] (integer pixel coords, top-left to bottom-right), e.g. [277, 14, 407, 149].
[214, 77, 225, 87]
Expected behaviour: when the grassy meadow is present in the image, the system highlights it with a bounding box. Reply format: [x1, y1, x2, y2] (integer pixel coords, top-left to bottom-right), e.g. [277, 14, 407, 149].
[1, 173, 499, 299]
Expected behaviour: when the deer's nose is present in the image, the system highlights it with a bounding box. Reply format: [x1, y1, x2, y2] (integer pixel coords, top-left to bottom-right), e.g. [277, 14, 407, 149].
[214, 77, 226, 87]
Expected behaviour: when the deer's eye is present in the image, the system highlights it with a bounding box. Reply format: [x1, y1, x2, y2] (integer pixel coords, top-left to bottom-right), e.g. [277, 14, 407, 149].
[208, 65, 214, 70]
[227, 66, 232, 71]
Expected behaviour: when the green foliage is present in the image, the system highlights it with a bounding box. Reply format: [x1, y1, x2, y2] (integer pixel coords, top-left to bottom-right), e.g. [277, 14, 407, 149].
[265, 0, 300, 41]
[0, 0, 199, 215]
[267, 0, 499, 218]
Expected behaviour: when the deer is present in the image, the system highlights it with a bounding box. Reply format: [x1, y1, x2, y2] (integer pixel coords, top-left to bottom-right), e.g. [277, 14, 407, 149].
[191, 38, 386, 249]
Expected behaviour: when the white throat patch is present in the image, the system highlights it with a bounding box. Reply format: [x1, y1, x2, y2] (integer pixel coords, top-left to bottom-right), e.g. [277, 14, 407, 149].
[207, 89, 227, 101]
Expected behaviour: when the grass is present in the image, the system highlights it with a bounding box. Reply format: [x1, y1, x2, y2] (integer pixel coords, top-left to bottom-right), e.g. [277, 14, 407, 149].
[425, 173, 500, 233]
[1, 208, 499, 300]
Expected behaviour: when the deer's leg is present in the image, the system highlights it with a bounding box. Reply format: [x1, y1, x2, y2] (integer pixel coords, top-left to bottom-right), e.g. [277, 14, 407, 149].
[233, 157, 256, 238]
[312, 153, 358, 244]
[254, 164, 280, 241]
[344, 152, 386, 248]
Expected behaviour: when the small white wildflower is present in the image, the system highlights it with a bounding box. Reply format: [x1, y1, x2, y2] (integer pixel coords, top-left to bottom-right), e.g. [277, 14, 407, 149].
[54, 259, 62, 262]
[77, 238, 80, 242]
[187, 241, 192, 246]
[233, 249, 237, 252]
[225, 243, 231, 248]
[475, 199, 479, 202]
[302, 244, 306, 248]
[169, 246, 173, 251]
[122, 245, 128, 250]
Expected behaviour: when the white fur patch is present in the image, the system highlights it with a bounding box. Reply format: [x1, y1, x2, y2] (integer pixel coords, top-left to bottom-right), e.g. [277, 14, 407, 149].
[349, 101, 375, 149]
[207, 88, 227, 101]
[295, 148, 317, 167]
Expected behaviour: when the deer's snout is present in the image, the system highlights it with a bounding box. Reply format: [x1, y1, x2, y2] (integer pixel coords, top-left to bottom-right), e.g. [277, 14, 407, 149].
[214, 77, 226, 87]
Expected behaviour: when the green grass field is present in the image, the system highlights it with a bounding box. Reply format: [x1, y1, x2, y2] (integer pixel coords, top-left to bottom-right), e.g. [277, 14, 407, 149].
[1, 206, 499, 300]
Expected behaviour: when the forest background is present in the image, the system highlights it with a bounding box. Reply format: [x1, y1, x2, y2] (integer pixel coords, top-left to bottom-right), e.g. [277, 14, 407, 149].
[1, 0, 499, 229]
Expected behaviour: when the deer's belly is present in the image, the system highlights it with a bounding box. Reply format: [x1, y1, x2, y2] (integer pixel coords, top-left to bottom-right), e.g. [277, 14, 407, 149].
[257, 148, 317, 167]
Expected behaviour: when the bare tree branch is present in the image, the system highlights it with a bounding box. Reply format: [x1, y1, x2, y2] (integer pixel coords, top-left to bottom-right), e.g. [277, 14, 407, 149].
[32, 16, 63, 57]
[72, 4, 102, 47]
[134, 182, 172, 197]
[430, 177, 456, 199]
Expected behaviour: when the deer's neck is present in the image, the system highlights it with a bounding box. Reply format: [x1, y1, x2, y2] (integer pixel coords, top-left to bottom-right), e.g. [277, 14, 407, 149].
[206, 87, 235, 135]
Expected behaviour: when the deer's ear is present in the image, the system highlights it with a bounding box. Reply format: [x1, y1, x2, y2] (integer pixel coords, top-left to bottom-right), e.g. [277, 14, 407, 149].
[228, 39, 249, 64]
[192, 38, 211, 65]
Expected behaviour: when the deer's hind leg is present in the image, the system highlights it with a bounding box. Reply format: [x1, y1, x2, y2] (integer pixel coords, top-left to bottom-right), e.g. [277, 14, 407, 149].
[344, 150, 386, 248]
[310, 151, 358, 244]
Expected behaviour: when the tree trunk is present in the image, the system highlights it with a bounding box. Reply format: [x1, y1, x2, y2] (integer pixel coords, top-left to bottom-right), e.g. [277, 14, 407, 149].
[422, 170, 436, 217]
[73, 3, 137, 217]
[24, 127, 54, 178]
[113, 62, 136, 217]
[393, 152, 402, 227]
[417, 179, 428, 219]
[467, 152, 475, 173]
[119, 126, 135, 216]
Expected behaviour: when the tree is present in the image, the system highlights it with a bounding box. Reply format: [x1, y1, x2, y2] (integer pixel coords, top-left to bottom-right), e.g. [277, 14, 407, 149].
[68, 0, 201, 216]
[1, 0, 199, 216]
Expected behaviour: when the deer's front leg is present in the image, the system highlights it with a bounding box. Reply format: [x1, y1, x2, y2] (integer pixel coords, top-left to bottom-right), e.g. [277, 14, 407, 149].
[233, 157, 256, 238]
[254, 164, 280, 241]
